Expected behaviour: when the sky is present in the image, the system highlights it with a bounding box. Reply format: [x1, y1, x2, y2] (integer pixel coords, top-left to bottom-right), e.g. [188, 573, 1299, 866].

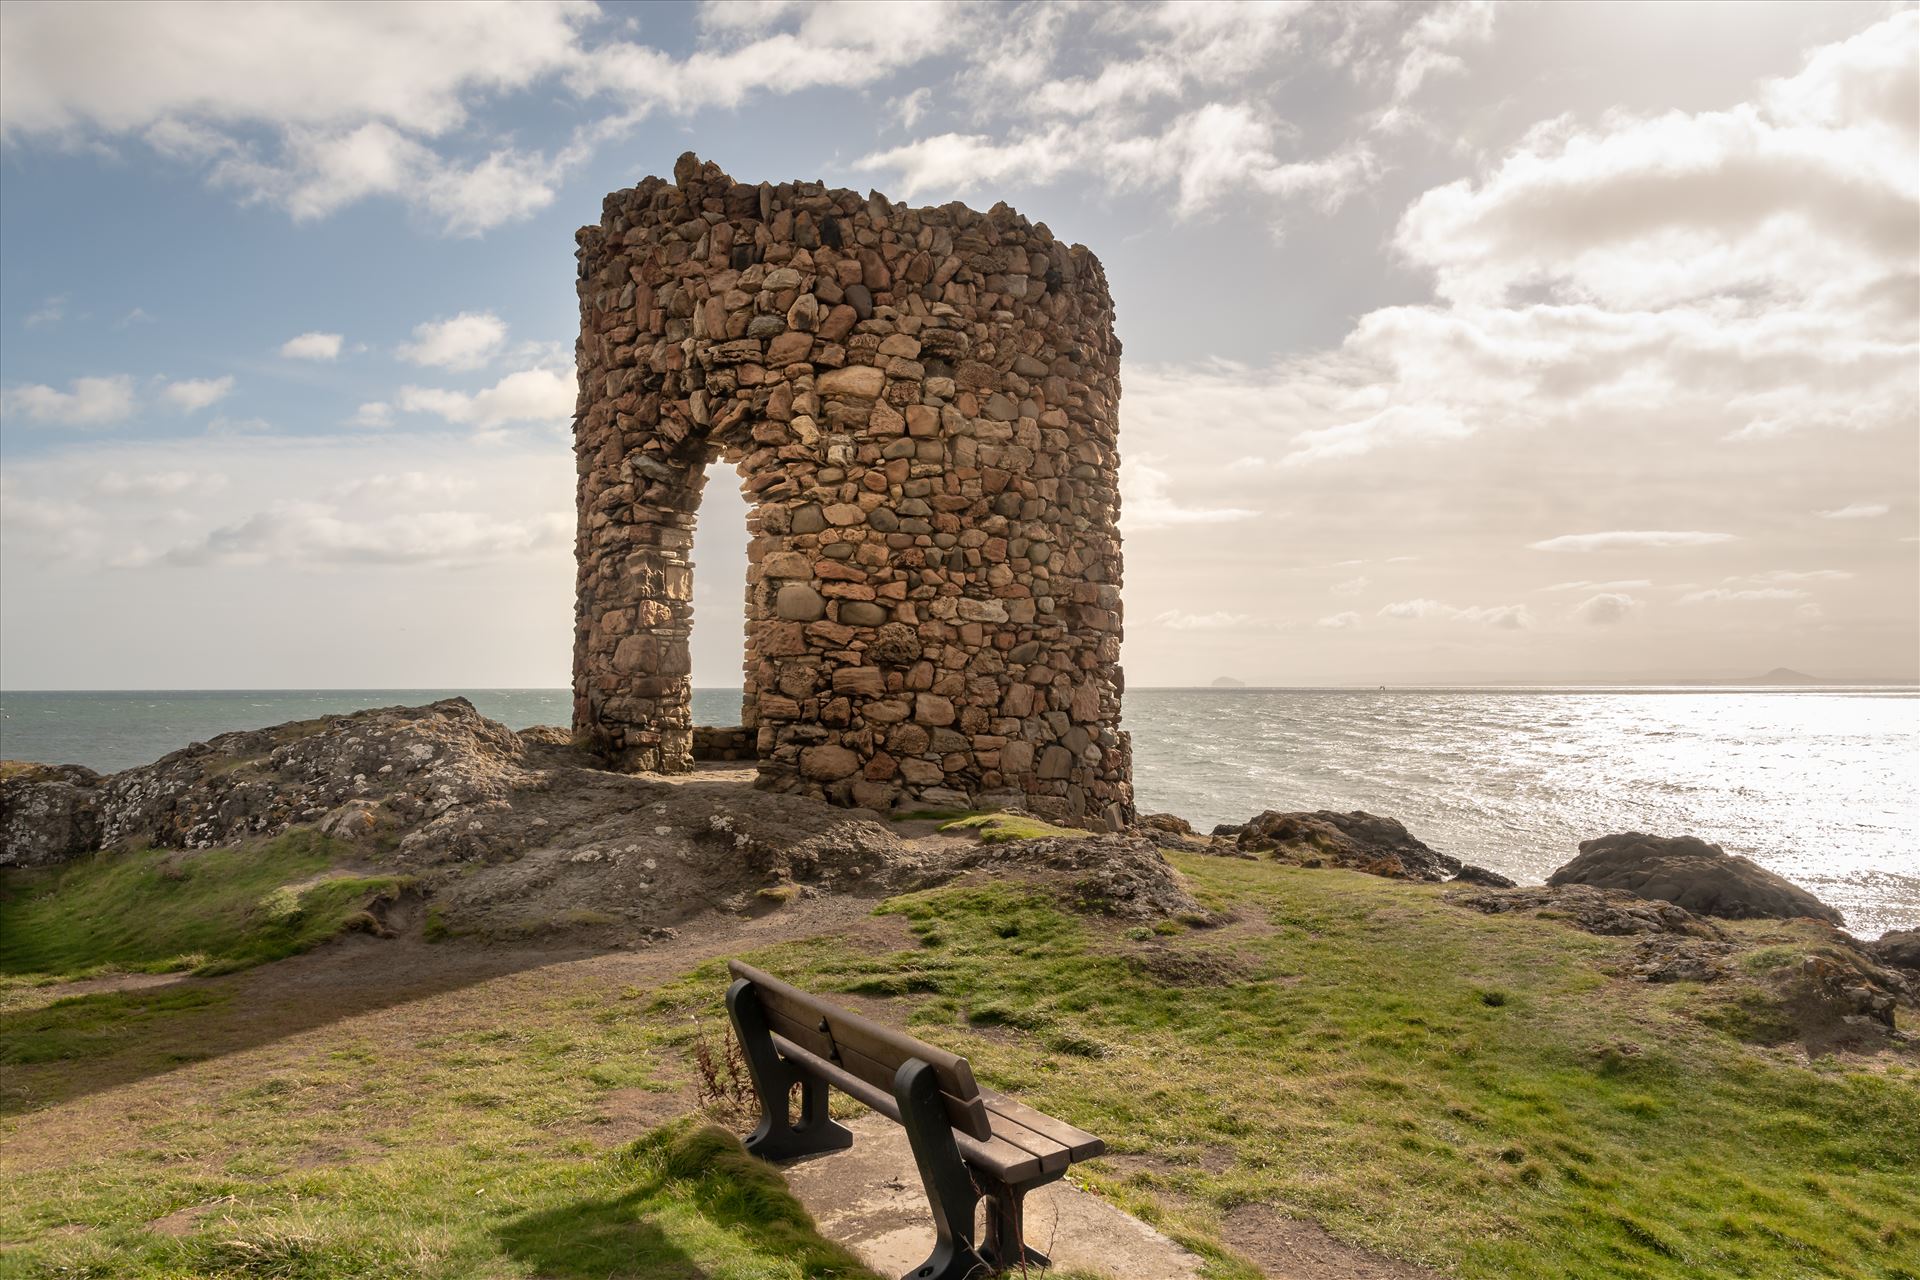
[1, 0, 1915, 690]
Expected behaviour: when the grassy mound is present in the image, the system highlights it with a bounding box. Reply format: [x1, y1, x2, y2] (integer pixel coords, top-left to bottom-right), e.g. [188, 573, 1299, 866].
[0, 830, 412, 980]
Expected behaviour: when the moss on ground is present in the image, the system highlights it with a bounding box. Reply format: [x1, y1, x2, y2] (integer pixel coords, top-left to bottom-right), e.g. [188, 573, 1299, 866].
[0, 830, 412, 980]
[0, 848, 1913, 1279]
[936, 811, 1086, 842]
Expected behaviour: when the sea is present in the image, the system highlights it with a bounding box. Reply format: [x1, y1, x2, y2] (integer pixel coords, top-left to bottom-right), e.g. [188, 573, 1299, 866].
[3, 686, 1915, 937]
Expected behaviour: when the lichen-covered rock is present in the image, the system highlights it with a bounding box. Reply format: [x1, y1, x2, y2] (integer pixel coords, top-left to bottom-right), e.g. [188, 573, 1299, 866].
[1237, 810, 1461, 881]
[1448, 883, 1725, 938]
[1548, 833, 1843, 925]
[571, 154, 1131, 829]
[0, 763, 103, 867]
[1618, 936, 1734, 983]
[92, 698, 529, 852]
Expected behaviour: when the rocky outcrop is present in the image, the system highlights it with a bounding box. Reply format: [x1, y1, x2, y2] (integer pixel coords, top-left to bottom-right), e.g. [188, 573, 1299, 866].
[1449, 883, 1725, 938]
[1, 763, 104, 868]
[91, 699, 528, 854]
[1236, 810, 1461, 882]
[1, 700, 1202, 940]
[1548, 833, 1843, 925]
[1867, 929, 1920, 973]
[1449, 864, 1517, 888]
[1133, 812, 1204, 851]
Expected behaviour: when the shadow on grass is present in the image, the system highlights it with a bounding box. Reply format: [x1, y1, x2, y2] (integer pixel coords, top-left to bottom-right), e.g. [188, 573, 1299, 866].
[497, 1187, 710, 1279]
[0, 934, 587, 1117]
[495, 1123, 880, 1280]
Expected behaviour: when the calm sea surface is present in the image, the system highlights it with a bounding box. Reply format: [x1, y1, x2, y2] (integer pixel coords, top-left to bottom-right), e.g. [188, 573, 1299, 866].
[3, 686, 1915, 936]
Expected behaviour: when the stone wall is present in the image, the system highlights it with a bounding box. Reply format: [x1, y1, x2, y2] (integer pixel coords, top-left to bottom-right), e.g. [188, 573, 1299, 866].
[691, 725, 753, 762]
[573, 153, 1131, 829]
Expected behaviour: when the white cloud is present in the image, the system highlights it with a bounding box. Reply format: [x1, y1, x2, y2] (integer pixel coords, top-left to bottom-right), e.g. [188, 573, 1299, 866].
[397, 367, 573, 431]
[95, 470, 226, 498]
[1330, 576, 1370, 597]
[280, 331, 343, 361]
[143, 504, 570, 569]
[1570, 592, 1641, 626]
[1379, 598, 1535, 629]
[1, 2, 592, 234]
[1375, 0, 1497, 133]
[23, 294, 66, 328]
[351, 402, 395, 429]
[1530, 531, 1738, 552]
[1316, 611, 1362, 630]
[1155, 609, 1252, 631]
[1119, 457, 1257, 531]
[397, 311, 508, 371]
[206, 414, 274, 435]
[895, 86, 932, 130]
[1817, 501, 1889, 520]
[1, 375, 136, 426]
[1677, 586, 1809, 606]
[1734, 568, 1854, 584]
[159, 375, 234, 412]
[1543, 578, 1653, 592]
[860, 105, 1376, 223]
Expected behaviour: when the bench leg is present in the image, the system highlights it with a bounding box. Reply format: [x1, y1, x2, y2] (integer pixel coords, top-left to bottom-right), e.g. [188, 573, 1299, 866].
[894, 1059, 991, 1280]
[979, 1176, 1051, 1272]
[726, 978, 853, 1162]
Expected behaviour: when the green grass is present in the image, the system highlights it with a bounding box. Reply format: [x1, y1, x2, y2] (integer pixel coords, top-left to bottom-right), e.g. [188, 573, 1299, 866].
[936, 811, 1086, 842]
[5, 1119, 884, 1280]
[0, 831, 412, 979]
[699, 858, 1920, 1279]
[2, 848, 1914, 1279]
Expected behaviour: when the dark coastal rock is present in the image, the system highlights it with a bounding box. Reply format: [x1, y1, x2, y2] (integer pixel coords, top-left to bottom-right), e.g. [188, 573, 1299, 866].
[1237, 810, 1461, 882]
[1448, 883, 1725, 938]
[1867, 929, 1920, 973]
[1548, 833, 1843, 925]
[0, 762, 104, 868]
[1209, 823, 1246, 838]
[1133, 812, 1202, 850]
[1450, 864, 1517, 888]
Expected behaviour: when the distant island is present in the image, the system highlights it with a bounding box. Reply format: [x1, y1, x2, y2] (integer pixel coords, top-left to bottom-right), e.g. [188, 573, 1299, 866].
[1210, 676, 1247, 688]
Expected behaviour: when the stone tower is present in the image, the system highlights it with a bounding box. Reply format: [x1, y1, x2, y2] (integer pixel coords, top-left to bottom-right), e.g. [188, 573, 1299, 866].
[572, 154, 1131, 829]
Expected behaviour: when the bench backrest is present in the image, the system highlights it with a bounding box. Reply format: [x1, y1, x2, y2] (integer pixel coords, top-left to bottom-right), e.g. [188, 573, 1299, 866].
[727, 960, 991, 1141]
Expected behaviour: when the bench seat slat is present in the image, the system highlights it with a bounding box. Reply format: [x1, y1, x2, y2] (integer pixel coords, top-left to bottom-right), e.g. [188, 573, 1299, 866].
[980, 1088, 1105, 1161]
[770, 1032, 1044, 1183]
[979, 1109, 1072, 1176]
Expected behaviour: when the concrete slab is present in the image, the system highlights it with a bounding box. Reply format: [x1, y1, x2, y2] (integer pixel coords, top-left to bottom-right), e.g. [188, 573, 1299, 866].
[783, 1114, 1201, 1280]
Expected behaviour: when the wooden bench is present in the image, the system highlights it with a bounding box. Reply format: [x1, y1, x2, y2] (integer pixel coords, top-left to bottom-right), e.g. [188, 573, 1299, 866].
[725, 960, 1104, 1279]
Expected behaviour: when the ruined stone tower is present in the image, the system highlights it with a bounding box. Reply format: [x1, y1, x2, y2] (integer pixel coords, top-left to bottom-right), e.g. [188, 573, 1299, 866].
[572, 153, 1131, 829]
